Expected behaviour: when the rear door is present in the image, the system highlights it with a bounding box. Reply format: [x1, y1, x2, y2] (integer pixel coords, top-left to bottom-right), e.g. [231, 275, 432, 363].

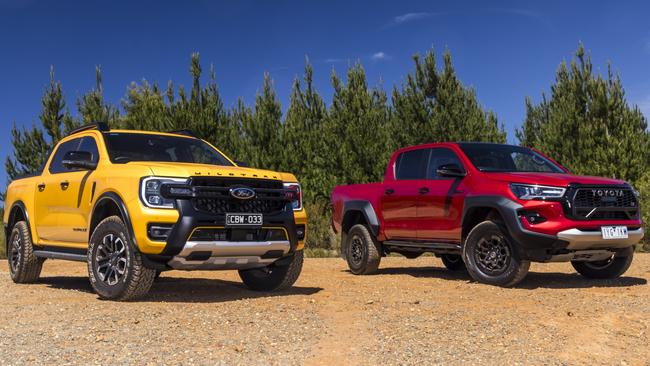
[417, 148, 466, 241]
[380, 148, 428, 240]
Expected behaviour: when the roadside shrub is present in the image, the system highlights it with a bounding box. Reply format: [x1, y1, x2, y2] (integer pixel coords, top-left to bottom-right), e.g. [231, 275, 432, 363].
[304, 199, 340, 255]
[635, 172, 650, 252]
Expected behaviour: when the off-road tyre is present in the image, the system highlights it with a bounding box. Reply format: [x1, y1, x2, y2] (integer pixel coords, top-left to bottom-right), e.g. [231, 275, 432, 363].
[463, 220, 530, 287]
[344, 224, 381, 275]
[239, 250, 304, 291]
[8, 221, 43, 283]
[441, 254, 465, 271]
[88, 216, 156, 301]
[572, 251, 634, 279]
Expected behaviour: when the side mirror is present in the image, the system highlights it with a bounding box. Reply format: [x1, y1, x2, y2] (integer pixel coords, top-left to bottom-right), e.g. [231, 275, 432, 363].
[235, 160, 250, 167]
[437, 163, 466, 178]
[62, 151, 97, 170]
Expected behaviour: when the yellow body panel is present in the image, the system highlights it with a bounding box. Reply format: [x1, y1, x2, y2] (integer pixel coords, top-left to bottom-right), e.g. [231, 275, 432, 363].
[3, 129, 306, 254]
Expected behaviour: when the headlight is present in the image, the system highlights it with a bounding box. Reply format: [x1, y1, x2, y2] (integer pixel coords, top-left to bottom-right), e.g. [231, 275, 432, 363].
[283, 182, 302, 211]
[510, 183, 566, 200]
[140, 177, 188, 209]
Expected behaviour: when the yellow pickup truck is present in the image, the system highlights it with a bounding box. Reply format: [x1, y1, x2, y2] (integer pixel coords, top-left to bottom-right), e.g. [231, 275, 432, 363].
[3, 123, 307, 300]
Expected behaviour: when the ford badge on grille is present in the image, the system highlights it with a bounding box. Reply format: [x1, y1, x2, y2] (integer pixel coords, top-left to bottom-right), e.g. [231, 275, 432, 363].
[230, 187, 256, 200]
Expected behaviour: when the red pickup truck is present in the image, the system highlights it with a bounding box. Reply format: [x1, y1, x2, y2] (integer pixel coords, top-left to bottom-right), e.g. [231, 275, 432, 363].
[331, 142, 643, 287]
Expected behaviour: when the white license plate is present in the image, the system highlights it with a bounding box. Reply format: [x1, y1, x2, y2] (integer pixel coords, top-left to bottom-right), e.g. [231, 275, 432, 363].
[601, 226, 628, 240]
[226, 213, 263, 227]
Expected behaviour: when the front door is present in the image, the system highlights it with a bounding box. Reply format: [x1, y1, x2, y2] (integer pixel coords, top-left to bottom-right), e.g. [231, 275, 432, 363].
[34, 136, 99, 245]
[417, 148, 466, 242]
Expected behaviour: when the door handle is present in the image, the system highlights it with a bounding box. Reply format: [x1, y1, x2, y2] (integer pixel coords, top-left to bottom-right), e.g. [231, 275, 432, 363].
[418, 187, 430, 195]
[384, 188, 395, 195]
[37, 183, 45, 192]
[60, 180, 69, 190]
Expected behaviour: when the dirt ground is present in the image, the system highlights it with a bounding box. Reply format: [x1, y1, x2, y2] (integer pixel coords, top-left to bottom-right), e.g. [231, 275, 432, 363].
[1, 255, 649, 365]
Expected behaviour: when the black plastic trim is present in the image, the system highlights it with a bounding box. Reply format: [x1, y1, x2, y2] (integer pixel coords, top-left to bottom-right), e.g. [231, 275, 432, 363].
[341, 200, 380, 236]
[159, 199, 299, 257]
[6, 201, 32, 245]
[91, 192, 138, 248]
[462, 196, 569, 261]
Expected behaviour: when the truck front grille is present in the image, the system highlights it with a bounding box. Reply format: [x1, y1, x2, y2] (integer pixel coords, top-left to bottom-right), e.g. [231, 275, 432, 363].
[566, 185, 638, 221]
[190, 177, 287, 215]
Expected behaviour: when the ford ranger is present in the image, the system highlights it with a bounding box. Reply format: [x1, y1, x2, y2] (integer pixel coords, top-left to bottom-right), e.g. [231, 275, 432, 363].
[3, 123, 306, 300]
[331, 142, 643, 287]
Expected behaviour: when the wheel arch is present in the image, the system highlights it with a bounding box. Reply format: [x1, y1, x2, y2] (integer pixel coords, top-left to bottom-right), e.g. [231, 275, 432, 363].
[340, 200, 380, 261]
[341, 200, 379, 236]
[461, 196, 522, 244]
[90, 192, 137, 248]
[6, 201, 32, 248]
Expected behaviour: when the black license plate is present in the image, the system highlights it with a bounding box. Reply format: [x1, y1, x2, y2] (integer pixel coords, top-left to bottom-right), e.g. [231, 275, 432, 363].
[225, 213, 263, 227]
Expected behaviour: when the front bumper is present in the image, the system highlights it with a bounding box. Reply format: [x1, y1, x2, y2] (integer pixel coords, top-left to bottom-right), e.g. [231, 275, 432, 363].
[143, 198, 303, 271]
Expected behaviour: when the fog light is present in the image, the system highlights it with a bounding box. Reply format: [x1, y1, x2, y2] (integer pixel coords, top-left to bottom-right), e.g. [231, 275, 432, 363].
[148, 224, 173, 241]
[296, 225, 306, 240]
[520, 211, 547, 225]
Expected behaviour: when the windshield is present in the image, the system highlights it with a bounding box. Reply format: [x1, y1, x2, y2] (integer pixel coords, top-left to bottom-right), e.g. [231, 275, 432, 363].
[103, 133, 234, 166]
[458, 143, 564, 173]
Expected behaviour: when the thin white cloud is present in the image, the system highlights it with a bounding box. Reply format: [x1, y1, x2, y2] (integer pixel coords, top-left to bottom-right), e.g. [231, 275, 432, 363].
[393, 12, 433, 25]
[371, 52, 389, 61]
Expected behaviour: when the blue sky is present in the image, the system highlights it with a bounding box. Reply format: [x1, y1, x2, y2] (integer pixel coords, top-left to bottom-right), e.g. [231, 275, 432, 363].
[1, 0, 650, 187]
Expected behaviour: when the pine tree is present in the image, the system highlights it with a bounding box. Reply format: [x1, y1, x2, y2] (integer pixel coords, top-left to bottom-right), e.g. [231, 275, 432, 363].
[241, 73, 283, 170]
[391, 49, 505, 150]
[5, 67, 73, 180]
[77, 66, 118, 125]
[517, 44, 650, 184]
[328, 63, 392, 186]
[282, 58, 329, 201]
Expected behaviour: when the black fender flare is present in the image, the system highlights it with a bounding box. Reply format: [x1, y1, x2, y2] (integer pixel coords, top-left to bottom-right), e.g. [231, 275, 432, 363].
[90, 192, 138, 249]
[462, 196, 564, 259]
[340, 200, 380, 261]
[6, 200, 32, 249]
[342, 200, 380, 236]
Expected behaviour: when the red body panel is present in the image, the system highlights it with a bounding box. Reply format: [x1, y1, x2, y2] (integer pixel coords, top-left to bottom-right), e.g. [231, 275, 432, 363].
[330, 142, 642, 242]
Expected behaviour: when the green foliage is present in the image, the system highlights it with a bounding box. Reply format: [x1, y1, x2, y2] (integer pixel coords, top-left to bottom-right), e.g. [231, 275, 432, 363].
[635, 172, 650, 252]
[517, 44, 650, 184]
[0, 207, 4, 259]
[8, 45, 647, 250]
[518, 44, 650, 249]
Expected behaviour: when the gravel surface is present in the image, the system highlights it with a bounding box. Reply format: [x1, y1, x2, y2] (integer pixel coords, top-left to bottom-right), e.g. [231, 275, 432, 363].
[1, 255, 649, 365]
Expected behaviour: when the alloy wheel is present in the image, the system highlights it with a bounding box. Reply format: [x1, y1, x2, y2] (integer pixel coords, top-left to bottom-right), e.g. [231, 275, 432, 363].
[9, 232, 21, 273]
[95, 234, 128, 286]
[350, 235, 365, 265]
[474, 234, 511, 275]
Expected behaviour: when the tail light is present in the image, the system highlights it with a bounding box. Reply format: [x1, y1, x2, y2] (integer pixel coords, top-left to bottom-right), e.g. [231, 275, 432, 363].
[283, 183, 302, 211]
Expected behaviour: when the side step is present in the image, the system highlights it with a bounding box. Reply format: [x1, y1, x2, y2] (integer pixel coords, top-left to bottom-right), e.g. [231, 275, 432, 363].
[33, 250, 87, 262]
[383, 240, 461, 254]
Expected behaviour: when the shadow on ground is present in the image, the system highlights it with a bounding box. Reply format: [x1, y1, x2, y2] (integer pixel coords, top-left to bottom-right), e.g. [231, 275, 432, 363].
[39, 275, 322, 303]
[366, 266, 647, 289]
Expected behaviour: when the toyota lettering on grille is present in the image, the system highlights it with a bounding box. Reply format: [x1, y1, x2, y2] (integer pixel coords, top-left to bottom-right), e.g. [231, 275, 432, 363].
[591, 189, 624, 197]
[230, 187, 256, 200]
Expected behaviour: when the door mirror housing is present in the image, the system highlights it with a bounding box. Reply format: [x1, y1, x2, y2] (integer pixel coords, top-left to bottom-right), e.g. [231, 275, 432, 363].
[436, 163, 466, 178]
[62, 151, 97, 170]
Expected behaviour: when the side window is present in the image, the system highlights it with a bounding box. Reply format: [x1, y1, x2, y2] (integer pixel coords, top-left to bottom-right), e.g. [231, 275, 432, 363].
[48, 137, 99, 174]
[426, 148, 465, 179]
[395, 149, 429, 180]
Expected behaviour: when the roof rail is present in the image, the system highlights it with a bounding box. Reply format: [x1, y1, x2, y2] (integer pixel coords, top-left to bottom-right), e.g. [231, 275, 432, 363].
[68, 122, 110, 136]
[168, 129, 198, 138]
